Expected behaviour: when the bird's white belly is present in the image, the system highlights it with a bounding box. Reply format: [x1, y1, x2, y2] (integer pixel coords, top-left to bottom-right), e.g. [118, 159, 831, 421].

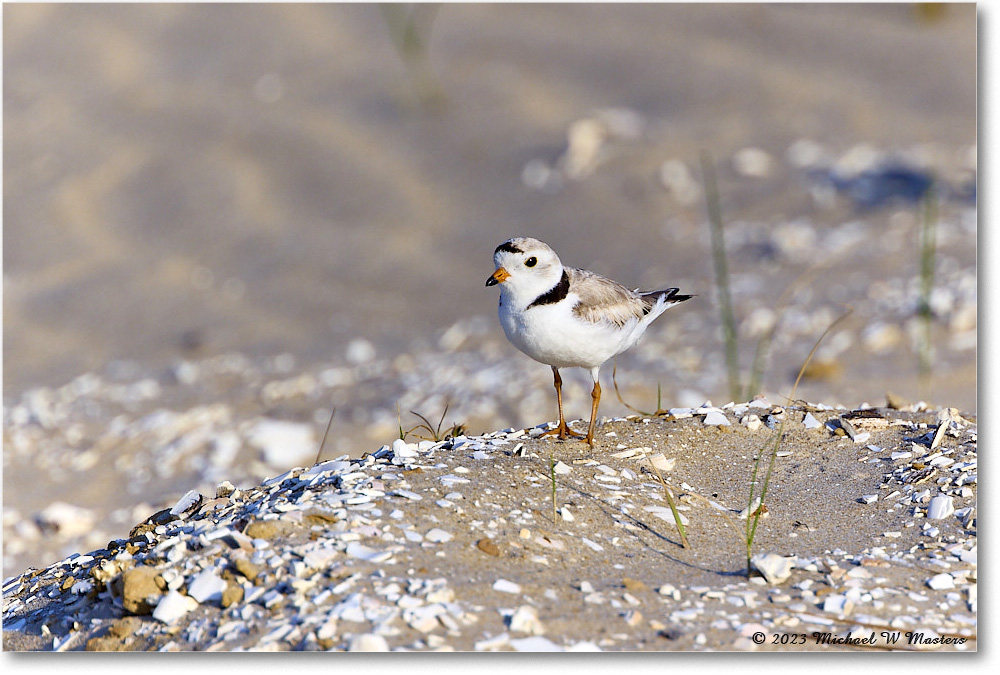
[499, 299, 644, 369]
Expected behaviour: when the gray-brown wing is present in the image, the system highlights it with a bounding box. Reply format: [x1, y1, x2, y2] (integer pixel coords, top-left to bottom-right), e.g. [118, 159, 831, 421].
[567, 267, 650, 328]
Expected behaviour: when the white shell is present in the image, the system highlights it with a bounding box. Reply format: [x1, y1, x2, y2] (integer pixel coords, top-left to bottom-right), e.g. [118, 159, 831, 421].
[750, 553, 794, 585]
[152, 590, 198, 624]
[926, 573, 955, 591]
[348, 633, 390, 652]
[703, 410, 730, 426]
[187, 568, 228, 604]
[927, 495, 955, 520]
[492, 579, 522, 594]
[508, 605, 545, 635]
[170, 490, 203, 517]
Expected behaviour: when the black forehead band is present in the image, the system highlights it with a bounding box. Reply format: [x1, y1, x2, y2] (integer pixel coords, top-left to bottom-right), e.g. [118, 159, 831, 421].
[495, 241, 523, 255]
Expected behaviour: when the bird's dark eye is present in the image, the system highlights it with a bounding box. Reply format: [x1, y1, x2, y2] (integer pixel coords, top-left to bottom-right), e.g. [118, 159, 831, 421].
[525, 257, 537, 267]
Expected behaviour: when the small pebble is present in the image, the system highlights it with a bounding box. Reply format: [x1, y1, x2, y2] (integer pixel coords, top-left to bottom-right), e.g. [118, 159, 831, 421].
[425, 528, 453, 543]
[648, 453, 674, 472]
[702, 410, 730, 426]
[493, 579, 522, 594]
[822, 594, 852, 615]
[348, 633, 389, 652]
[741, 414, 763, 432]
[927, 495, 955, 520]
[927, 574, 955, 591]
[622, 609, 643, 627]
[508, 605, 545, 635]
[152, 590, 197, 625]
[474, 633, 511, 651]
[751, 553, 794, 585]
[187, 568, 227, 604]
[476, 538, 501, 557]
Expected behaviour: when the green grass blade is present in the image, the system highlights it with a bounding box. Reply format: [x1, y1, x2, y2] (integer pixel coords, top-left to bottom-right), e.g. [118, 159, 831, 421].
[918, 182, 938, 401]
[648, 458, 689, 548]
[314, 407, 337, 465]
[701, 151, 741, 402]
[745, 308, 853, 576]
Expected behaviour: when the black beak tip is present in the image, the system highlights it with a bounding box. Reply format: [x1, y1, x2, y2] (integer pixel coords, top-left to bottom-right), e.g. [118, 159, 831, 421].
[485, 276, 497, 287]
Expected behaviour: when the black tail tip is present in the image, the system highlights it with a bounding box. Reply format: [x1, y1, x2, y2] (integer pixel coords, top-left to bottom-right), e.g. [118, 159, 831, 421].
[665, 288, 694, 303]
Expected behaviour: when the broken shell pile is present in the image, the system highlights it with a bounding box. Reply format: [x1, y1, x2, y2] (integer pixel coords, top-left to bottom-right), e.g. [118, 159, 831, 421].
[3, 400, 975, 651]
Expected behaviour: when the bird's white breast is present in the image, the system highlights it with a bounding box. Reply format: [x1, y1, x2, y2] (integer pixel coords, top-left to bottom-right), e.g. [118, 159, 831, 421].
[498, 290, 647, 369]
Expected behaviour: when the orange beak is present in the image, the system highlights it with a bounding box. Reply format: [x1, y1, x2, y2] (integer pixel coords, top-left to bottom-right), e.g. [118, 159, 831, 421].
[485, 267, 510, 287]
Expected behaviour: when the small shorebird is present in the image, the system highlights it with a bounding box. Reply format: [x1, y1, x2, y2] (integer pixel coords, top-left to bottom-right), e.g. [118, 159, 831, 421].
[486, 237, 691, 446]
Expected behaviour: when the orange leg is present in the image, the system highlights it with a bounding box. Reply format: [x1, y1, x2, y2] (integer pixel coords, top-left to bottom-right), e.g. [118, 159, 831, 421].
[585, 379, 601, 446]
[540, 367, 586, 440]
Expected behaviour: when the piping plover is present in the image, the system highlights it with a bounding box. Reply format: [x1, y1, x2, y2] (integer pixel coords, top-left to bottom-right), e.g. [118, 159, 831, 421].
[486, 237, 691, 446]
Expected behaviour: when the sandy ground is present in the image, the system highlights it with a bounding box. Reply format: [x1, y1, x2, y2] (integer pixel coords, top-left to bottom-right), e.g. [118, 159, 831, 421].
[1, 402, 977, 651]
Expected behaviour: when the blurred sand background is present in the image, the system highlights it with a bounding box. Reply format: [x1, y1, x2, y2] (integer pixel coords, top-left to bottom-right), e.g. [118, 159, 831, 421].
[3, 3, 977, 572]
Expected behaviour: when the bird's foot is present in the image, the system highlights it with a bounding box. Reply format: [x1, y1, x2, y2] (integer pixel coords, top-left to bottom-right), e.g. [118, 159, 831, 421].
[540, 422, 588, 441]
